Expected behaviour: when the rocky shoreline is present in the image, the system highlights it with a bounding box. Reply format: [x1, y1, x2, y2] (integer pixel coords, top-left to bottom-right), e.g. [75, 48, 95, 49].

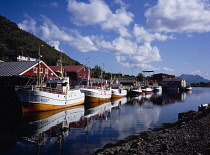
[94, 105, 210, 155]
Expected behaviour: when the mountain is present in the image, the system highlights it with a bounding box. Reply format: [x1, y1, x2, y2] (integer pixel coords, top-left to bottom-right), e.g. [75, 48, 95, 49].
[0, 15, 80, 65]
[178, 74, 210, 84]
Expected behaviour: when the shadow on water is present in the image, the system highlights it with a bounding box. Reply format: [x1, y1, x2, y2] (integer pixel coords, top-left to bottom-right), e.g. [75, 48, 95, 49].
[0, 92, 22, 153]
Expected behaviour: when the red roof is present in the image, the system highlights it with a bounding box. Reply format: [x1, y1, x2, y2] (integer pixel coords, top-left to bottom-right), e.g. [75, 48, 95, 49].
[49, 65, 86, 73]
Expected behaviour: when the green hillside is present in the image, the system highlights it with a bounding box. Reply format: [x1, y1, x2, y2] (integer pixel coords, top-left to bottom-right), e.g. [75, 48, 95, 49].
[0, 15, 80, 65]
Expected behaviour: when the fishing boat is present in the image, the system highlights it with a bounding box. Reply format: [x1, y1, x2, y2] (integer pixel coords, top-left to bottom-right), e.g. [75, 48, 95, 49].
[80, 65, 111, 103]
[111, 80, 127, 98]
[129, 87, 142, 96]
[142, 85, 153, 93]
[15, 58, 85, 112]
[80, 87, 112, 103]
[185, 85, 192, 91]
[153, 85, 162, 92]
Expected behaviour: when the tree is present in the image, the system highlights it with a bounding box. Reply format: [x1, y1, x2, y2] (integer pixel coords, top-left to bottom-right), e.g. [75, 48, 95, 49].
[92, 65, 103, 78]
[137, 73, 144, 81]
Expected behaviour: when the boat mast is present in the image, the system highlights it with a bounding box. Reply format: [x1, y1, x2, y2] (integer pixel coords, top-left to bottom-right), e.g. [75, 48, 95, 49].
[38, 45, 43, 87]
[57, 52, 63, 77]
[142, 70, 154, 85]
[86, 57, 90, 87]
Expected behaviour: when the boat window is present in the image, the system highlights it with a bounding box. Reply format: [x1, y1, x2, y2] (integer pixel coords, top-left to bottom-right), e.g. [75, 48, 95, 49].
[62, 82, 68, 86]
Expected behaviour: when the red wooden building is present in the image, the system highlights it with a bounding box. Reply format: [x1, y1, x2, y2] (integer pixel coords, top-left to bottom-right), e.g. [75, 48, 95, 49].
[0, 61, 57, 92]
[49, 65, 89, 86]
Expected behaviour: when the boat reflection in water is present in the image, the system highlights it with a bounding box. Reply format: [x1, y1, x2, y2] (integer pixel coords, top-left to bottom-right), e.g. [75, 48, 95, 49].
[17, 105, 85, 150]
[84, 97, 127, 119]
[2, 88, 200, 155]
[14, 97, 127, 154]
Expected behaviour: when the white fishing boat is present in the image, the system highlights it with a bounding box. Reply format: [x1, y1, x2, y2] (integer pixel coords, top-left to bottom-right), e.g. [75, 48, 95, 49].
[15, 58, 85, 112]
[129, 87, 142, 96]
[80, 64, 111, 103]
[111, 80, 127, 98]
[16, 77, 85, 112]
[80, 87, 112, 103]
[142, 85, 153, 93]
[186, 85, 192, 91]
[153, 85, 162, 92]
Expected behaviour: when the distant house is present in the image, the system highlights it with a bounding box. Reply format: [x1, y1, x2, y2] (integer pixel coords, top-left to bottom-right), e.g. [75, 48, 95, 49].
[6, 52, 37, 62]
[152, 73, 175, 82]
[159, 78, 187, 89]
[0, 61, 57, 92]
[49, 65, 89, 86]
[111, 73, 125, 78]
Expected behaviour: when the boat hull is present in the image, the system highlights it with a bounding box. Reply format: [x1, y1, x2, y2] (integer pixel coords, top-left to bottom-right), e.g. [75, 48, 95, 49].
[16, 89, 85, 112]
[111, 89, 127, 98]
[81, 88, 111, 103]
[142, 88, 153, 93]
[129, 89, 142, 96]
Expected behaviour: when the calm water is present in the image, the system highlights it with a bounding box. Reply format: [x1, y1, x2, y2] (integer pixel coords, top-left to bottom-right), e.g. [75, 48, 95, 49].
[1, 87, 210, 155]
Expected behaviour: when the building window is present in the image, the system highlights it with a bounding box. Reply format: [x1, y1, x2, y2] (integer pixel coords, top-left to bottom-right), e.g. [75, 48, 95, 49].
[40, 68, 43, 73]
[45, 68, 48, 74]
[80, 74, 82, 77]
[84, 68, 86, 71]
[84, 74, 86, 77]
[33, 67, 37, 73]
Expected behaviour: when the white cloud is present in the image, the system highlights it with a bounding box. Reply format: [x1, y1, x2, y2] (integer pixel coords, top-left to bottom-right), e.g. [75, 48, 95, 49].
[114, 43, 163, 70]
[133, 24, 174, 43]
[67, 0, 111, 25]
[145, 0, 210, 33]
[101, 9, 133, 30]
[50, 2, 59, 8]
[67, 0, 133, 30]
[97, 37, 137, 55]
[114, 0, 126, 8]
[18, 15, 73, 43]
[18, 15, 98, 52]
[161, 67, 174, 72]
[48, 41, 60, 51]
[187, 34, 193, 38]
[39, 15, 73, 42]
[118, 27, 131, 37]
[71, 35, 98, 52]
[18, 17, 38, 35]
[191, 70, 202, 75]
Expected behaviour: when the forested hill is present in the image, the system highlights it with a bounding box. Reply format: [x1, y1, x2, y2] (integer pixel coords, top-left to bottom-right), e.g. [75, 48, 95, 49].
[0, 15, 80, 65]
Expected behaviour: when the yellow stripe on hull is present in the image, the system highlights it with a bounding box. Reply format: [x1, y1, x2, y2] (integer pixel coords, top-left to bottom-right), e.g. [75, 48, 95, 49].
[111, 94, 127, 98]
[21, 100, 84, 112]
[85, 96, 111, 103]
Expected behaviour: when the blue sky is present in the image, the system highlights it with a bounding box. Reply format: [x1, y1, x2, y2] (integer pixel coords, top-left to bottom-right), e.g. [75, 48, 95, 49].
[1, 0, 210, 79]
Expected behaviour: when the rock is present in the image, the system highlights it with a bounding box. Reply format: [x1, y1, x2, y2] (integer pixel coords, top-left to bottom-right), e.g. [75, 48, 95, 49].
[93, 110, 210, 155]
